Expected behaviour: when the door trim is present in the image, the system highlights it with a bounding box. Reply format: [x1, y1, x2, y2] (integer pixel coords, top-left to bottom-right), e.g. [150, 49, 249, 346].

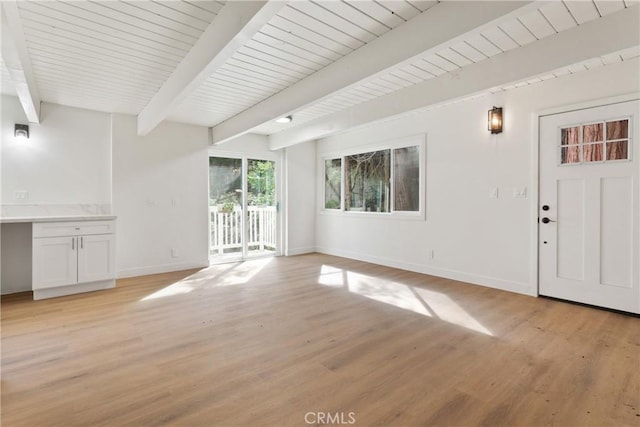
[208, 148, 283, 263]
[534, 92, 640, 297]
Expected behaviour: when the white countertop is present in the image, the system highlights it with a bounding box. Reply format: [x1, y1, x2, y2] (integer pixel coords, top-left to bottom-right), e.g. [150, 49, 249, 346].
[0, 204, 115, 224]
[1, 215, 116, 224]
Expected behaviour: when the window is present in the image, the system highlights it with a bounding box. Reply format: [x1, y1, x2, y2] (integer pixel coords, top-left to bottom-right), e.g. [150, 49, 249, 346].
[322, 137, 424, 216]
[345, 150, 390, 212]
[324, 159, 342, 209]
[560, 119, 631, 165]
[394, 146, 420, 211]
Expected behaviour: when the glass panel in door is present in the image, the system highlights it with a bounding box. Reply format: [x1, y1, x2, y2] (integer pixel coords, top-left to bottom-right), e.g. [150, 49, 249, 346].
[209, 157, 243, 260]
[246, 159, 277, 257]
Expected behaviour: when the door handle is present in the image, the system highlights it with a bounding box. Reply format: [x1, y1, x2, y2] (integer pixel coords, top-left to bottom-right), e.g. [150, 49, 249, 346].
[80, 236, 84, 249]
[541, 217, 556, 224]
[72, 237, 75, 250]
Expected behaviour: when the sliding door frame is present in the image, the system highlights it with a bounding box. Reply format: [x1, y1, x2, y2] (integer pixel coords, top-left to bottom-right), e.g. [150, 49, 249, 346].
[208, 147, 283, 263]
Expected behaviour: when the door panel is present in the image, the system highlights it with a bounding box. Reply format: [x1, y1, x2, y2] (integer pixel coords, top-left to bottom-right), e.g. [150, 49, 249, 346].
[209, 157, 244, 260]
[209, 156, 278, 262]
[600, 176, 633, 288]
[77, 234, 116, 283]
[247, 159, 277, 258]
[33, 237, 77, 289]
[539, 100, 639, 313]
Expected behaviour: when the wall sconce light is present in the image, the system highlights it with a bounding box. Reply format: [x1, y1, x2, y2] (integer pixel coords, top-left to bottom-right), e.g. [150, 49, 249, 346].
[15, 124, 30, 140]
[488, 107, 503, 134]
[275, 115, 292, 124]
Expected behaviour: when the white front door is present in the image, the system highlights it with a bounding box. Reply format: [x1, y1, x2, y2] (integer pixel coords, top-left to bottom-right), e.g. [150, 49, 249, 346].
[539, 100, 639, 313]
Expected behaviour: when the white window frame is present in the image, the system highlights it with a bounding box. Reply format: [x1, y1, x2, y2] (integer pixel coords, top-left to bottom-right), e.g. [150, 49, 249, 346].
[320, 134, 426, 220]
[557, 115, 633, 166]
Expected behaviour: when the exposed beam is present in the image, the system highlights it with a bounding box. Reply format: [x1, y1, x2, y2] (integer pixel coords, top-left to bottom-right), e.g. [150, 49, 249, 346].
[211, 1, 538, 144]
[269, 6, 640, 149]
[137, 1, 286, 136]
[1, 1, 40, 123]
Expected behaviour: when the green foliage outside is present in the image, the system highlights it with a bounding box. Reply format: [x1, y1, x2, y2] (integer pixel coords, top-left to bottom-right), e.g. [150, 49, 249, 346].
[209, 157, 275, 209]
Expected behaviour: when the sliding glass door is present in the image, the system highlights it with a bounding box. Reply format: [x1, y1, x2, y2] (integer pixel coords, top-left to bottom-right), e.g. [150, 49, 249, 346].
[209, 156, 278, 261]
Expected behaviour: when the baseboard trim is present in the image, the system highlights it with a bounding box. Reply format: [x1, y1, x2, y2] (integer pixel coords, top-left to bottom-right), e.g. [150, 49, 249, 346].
[316, 247, 535, 296]
[286, 246, 316, 256]
[117, 259, 210, 279]
[33, 279, 115, 300]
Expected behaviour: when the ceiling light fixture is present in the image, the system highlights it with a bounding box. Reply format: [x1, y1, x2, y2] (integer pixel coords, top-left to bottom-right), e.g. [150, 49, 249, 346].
[275, 115, 292, 124]
[14, 124, 29, 140]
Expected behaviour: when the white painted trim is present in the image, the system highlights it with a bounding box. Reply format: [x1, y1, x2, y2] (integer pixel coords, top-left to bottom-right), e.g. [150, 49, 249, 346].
[286, 247, 316, 256]
[1, 1, 41, 123]
[530, 112, 540, 297]
[316, 246, 535, 296]
[212, 1, 538, 145]
[137, 1, 286, 136]
[116, 260, 209, 279]
[33, 279, 115, 300]
[270, 7, 640, 148]
[537, 93, 640, 118]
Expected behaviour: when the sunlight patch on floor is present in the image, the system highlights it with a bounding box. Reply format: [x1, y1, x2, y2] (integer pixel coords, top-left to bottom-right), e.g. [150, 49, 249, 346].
[318, 264, 347, 287]
[347, 271, 432, 317]
[141, 258, 273, 301]
[318, 265, 492, 336]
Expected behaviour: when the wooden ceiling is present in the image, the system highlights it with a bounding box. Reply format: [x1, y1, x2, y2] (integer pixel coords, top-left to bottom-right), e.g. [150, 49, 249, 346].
[1, 1, 638, 147]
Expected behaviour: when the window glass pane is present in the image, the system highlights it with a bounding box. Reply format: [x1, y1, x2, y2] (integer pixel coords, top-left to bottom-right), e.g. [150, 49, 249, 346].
[394, 146, 420, 211]
[345, 150, 390, 212]
[247, 159, 275, 207]
[606, 141, 629, 160]
[583, 123, 603, 143]
[583, 143, 603, 162]
[324, 159, 342, 209]
[561, 126, 580, 145]
[606, 119, 628, 140]
[209, 157, 242, 209]
[561, 145, 580, 164]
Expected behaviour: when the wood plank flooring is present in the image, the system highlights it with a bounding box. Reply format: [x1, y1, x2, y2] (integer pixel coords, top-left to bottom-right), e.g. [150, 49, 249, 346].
[2, 253, 639, 426]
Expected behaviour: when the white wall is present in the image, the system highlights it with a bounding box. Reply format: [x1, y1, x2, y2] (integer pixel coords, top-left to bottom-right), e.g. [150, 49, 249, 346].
[1, 96, 112, 294]
[1, 96, 111, 206]
[112, 114, 209, 277]
[315, 59, 640, 296]
[285, 140, 316, 255]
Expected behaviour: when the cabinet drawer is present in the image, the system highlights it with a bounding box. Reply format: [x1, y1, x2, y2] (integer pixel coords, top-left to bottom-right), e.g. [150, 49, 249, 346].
[33, 220, 116, 238]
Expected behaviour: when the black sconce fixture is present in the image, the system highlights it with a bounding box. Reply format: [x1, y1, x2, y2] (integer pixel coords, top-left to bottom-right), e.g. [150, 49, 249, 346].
[488, 107, 503, 134]
[15, 124, 29, 140]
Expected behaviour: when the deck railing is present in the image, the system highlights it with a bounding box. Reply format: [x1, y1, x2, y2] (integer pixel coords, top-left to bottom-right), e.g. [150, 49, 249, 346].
[210, 205, 276, 255]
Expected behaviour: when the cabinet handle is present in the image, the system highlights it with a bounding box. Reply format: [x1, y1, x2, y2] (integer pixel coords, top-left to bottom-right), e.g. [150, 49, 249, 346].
[81, 236, 84, 249]
[72, 237, 75, 250]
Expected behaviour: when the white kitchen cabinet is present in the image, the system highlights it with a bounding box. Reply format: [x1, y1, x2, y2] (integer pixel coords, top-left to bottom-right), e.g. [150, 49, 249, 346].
[32, 220, 116, 299]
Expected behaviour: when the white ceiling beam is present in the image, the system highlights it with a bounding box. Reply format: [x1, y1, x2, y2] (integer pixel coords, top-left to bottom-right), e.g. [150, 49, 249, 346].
[269, 6, 640, 149]
[1, 1, 41, 123]
[137, 1, 286, 136]
[211, 0, 538, 144]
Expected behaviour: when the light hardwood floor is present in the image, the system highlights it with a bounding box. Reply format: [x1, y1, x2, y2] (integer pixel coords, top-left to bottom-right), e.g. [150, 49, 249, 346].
[2, 253, 639, 426]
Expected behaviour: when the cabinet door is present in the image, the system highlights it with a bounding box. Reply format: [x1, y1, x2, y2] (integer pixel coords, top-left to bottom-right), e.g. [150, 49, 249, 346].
[33, 237, 77, 289]
[77, 234, 115, 283]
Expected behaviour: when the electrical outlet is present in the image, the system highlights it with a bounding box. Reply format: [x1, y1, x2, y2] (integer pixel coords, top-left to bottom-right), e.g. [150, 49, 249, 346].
[513, 187, 527, 198]
[171, 247, 179, 258]
[489, 187, 499, 199]
[14, 190, 29, 200]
